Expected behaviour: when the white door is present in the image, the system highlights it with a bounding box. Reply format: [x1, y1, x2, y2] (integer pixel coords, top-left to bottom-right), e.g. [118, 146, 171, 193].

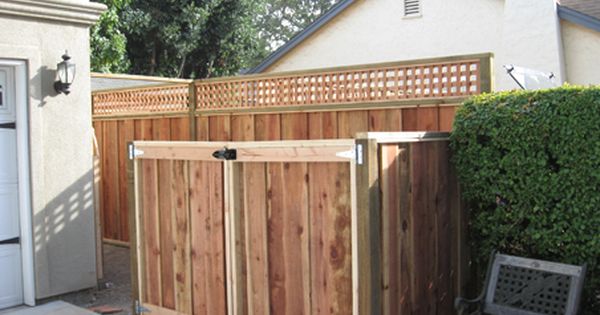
[0, 66, 23, 309]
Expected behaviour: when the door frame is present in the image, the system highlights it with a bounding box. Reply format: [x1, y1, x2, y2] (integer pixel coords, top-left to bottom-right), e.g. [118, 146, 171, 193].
[0, 59, 35, 306]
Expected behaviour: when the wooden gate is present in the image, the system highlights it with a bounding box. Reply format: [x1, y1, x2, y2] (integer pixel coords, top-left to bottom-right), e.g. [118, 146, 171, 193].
[128, 133, 467, 315]
[129, 140, 361, 315]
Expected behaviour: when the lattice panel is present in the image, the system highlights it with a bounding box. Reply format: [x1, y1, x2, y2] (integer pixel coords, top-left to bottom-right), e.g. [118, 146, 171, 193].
[195, 60, 481, 110]
[493, 264, 572, 315]
[93, 84, 189, 116]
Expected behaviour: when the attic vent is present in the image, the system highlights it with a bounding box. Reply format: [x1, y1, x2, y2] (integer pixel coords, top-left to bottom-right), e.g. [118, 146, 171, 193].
[404, 0, 421, 16]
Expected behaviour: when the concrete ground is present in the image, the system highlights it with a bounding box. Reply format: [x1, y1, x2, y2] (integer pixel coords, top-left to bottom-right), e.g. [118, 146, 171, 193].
[0, 301, 96, 315]
[45, 244, 132, 315]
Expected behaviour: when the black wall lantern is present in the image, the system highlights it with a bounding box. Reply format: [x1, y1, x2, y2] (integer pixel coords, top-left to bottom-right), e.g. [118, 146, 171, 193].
[54, 51, 76, 95]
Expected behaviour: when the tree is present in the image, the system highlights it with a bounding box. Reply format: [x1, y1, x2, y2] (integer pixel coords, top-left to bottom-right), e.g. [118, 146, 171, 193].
[256, 0, 338, 51]
[121, 0, 263, 78]
[89, 0, 339, 77]
[90, 0, 130, 73]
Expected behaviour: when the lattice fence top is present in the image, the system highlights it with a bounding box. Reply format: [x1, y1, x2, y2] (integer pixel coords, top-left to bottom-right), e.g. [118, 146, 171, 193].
[93, 84, 189, 116]
[195, 59, 481, 111]
[92, 56, 489, 116]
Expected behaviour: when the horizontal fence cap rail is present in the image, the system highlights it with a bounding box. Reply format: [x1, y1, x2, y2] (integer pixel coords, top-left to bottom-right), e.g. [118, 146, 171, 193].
[356, 131, 451, 143]
[132, 139, 357, 162]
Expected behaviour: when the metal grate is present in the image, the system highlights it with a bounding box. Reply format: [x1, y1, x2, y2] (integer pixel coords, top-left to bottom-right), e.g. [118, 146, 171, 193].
[404, 0, 421, 16]
[493, 264, 571, 315]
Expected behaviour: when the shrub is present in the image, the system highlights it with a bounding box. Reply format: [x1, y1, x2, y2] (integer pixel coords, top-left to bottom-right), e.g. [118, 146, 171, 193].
[450, 86, 600, 313]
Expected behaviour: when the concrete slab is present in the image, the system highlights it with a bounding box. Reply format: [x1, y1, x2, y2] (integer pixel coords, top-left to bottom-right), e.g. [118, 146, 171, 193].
[0, 301, 96, 315]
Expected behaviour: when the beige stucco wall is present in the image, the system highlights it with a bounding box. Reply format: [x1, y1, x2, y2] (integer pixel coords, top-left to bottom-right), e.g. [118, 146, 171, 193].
[561, 20, 600, 85]
[0, 0, 104, 299]
[264, 0, 566, 91]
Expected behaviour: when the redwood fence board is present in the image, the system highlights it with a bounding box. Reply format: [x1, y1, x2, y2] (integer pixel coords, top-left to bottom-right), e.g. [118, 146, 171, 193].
[128, 134, 466, 315]
[94, 54, 489, 247]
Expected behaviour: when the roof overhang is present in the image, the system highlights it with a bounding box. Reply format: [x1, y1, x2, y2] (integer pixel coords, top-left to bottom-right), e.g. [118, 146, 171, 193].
[558, 4, 600, 33]
[0, 0, 107, 26]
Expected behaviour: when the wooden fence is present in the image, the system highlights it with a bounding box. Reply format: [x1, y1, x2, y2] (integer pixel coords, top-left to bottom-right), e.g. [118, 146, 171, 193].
[94, 53, 492, 243]
[128, 133, 466, 315]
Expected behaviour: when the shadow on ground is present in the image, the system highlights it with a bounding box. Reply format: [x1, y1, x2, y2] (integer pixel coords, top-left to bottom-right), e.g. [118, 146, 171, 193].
[43, 245, 131, 315]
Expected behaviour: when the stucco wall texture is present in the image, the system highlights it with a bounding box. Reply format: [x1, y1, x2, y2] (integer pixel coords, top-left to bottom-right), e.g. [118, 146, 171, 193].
[561, 20, 600, 85]
[0, 2, 103, 299]
[263, 0, 598, 90]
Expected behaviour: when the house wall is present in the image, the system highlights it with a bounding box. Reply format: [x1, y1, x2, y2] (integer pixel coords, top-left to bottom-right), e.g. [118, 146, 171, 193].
[0, 0, 104, 299]
[561, 20, 600, 85]
[263, 0, 566, 91]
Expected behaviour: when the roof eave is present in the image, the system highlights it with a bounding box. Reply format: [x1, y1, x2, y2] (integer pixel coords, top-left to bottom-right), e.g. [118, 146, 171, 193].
[247, 0, 356, 74]
[558, 4, 600, 33]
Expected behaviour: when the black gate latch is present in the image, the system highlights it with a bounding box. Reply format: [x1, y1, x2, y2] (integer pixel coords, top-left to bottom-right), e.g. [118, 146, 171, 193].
[212, 148, 237, 160]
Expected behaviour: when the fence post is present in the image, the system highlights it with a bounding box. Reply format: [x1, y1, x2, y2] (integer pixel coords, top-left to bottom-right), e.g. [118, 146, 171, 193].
[355, 136, 382, 315]
[479, 54, 494, 93]
[127, 142, 140, 314]
[189, 81, 198, 141]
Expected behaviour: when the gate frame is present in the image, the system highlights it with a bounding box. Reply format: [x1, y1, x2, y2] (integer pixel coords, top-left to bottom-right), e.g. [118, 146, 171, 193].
[127, 139, 382, 315]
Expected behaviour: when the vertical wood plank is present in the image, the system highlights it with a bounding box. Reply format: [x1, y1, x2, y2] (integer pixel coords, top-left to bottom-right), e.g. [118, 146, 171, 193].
[309, 162, 353, 315]
[170, 117, 191, 141]
[337, 110, 368, 138]
[209, 115, 231, 141]
[368, 109, 402, 132]
[196, 116, 209, 141]
[93, 121, 105, 248]
[102, 120, 120, 240]
[231, 114, 255, 141]
[380, 144, 401, 315]
[308, 112, 338, 139]
[190, 161, 227, 315]
[243, 163, 270, 315]
[118, 120, 134, 241]
[267, 162, 310, 315]
[401, 108, 419, 131]
[397, 143, 413, 315]
[153, 118, 171, 141]
[281, 113, 308, 140]
[230, 163, 248, 315]
[438, 106, 457, 132]
[92, 121, 104, 279]
[411, 142, 436, 314]
[417, 106, 440, 131]
[141, 159, 162, 305]
[435, 142, 453, 314]
[135, 119, 154, 141]
[158, 160, 175, 309]
[255, 114, 281, 141]
[171, 161, 192, 313]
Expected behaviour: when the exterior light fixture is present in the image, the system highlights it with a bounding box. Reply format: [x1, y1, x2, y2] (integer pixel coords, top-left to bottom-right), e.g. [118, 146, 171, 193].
[54, 51, 76, 95]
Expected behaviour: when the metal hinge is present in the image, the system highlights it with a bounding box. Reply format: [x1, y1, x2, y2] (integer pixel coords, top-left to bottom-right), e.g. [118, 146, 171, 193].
[335, 144, 363, 165]
[135, 300, 150, 314]
[128, 143, 144, 160]
[0, 122, 16, 129]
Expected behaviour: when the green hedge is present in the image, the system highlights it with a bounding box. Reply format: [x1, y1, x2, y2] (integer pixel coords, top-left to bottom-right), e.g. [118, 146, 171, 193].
[450, 86, 600, 313]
